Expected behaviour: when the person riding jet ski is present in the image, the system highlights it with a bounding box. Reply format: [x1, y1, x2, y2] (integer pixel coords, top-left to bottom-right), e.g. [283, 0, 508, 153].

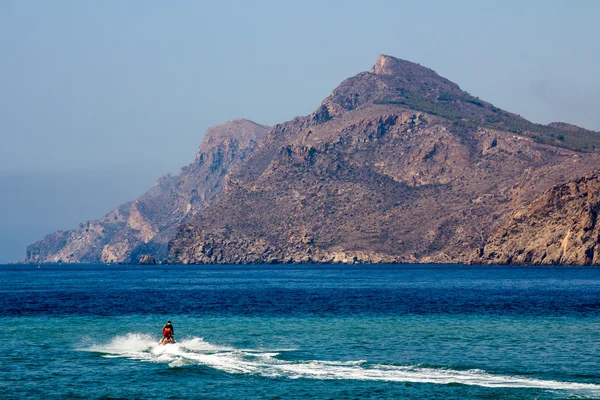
[159, 321, 175, 344]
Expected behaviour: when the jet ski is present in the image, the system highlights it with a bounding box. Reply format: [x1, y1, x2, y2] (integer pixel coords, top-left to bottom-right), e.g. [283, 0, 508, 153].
[159, 337, 175, 345]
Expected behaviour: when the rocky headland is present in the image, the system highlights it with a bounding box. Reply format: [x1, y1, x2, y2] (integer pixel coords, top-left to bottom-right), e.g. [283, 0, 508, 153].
[22, 119, 269, 264]
[23, 55, 600, 266]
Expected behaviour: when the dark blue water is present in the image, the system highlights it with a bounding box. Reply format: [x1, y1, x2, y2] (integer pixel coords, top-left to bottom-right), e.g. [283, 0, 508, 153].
[2, 264, 600, 399]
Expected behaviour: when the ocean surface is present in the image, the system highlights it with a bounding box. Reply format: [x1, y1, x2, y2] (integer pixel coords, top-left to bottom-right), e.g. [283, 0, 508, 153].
[2, 264, 600, 399]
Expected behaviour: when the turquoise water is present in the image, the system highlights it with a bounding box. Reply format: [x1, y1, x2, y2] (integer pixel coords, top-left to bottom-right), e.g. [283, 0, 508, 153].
[2, 265, 600, 399]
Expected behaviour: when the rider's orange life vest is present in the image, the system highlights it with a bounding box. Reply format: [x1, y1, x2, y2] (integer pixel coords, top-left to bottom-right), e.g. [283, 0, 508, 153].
[163, 328, 172, 337]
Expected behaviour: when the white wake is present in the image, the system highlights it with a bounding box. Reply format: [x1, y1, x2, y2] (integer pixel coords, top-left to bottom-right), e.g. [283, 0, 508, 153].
[82, 334, 600, 392]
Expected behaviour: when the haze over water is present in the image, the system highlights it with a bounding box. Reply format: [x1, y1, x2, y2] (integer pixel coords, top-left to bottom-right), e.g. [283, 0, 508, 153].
[3, 264, 600, 399]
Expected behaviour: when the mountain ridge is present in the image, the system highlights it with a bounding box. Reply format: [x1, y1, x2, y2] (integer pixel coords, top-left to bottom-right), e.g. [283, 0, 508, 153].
[22, 55, 600, 265]
[167, 55, 600, 265]
[22, 119, 270, 264]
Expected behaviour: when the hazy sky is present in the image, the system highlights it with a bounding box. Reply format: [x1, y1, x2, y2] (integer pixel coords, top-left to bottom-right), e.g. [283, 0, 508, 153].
[1, 0, 599, 262]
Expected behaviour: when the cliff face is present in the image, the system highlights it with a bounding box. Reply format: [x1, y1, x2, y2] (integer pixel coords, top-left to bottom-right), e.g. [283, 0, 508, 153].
[23, 119, 269, 264]
[168, 55, 600, 264]
[479, 172, 600, 265]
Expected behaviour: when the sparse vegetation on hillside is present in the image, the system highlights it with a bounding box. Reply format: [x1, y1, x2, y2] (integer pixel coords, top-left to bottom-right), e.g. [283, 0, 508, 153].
[375, 89, 600, 152]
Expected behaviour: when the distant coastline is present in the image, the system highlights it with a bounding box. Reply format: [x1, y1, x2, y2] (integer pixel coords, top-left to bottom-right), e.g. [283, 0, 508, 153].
[21, 56, 600, 267]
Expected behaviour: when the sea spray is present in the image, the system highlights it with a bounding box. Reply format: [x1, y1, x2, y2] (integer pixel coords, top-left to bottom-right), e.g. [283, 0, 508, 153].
[83, 335, 600, 392]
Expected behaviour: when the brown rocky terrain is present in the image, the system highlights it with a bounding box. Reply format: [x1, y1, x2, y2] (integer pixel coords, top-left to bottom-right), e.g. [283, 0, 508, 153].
[479, 171, 600, 265]
[168, 55, 600, 264]
[22, 119, 269, 264]
[23, 55, 600, 266]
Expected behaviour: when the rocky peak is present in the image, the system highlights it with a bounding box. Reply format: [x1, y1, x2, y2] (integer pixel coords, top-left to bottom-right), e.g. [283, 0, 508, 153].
[321, 54, 464, 117]
[370, 54, 456, 87]
[22, 119, 271, 265]
[196, 119, 270, 161]
[319, 55, 600, 153]
[370, 54, 398, 75]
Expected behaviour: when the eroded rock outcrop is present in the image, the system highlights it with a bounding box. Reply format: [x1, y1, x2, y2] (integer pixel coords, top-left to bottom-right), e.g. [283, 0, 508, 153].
[479, 172, 600, 265]
[139, 254, 157, 265]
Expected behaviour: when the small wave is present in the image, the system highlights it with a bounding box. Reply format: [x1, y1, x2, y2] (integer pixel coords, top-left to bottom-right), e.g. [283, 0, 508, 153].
[85, 333, 156, 355]
[81, 334, 600, 392]
[82, 333, 232, 363]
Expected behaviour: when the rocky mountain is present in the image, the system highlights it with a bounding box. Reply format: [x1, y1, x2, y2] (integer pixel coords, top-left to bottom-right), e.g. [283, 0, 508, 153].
[479, 171, 600, 265]
[22, 119, 270, 264]
[168, 55, 600, 264]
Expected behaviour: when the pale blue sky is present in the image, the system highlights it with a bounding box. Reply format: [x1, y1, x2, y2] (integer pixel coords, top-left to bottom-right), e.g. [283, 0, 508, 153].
[1, 0, 599, 262]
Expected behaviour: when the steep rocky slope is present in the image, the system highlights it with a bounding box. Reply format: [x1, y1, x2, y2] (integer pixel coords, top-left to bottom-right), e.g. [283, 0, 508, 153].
[23, 119, 269, 263]
[479, 171, 600, 265]
[168, 55, 600, 264]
